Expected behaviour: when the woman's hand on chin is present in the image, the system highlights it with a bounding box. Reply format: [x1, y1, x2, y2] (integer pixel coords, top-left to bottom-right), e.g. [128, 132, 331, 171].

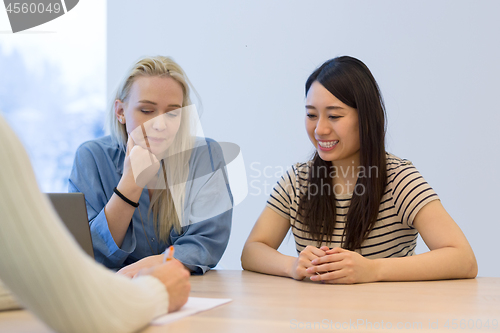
[123, 134, 161, 189]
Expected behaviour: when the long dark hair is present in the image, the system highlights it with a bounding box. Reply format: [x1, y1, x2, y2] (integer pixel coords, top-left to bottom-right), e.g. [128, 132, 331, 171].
[298, 56, 387, 250]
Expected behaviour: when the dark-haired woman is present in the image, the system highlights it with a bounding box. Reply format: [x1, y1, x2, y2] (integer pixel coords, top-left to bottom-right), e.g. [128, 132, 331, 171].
[241, 56, 477, 284]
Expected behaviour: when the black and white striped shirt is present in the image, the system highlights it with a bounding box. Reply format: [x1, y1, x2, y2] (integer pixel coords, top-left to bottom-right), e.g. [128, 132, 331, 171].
[267, 153, 439, 258]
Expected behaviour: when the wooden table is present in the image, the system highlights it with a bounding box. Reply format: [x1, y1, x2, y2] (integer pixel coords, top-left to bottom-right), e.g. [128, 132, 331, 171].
[1, 270, 499, 332]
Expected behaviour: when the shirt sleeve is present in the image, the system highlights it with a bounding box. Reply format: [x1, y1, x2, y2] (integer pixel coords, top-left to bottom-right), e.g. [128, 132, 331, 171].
[0, 280, 21, 311]
[266, 165, 298, 220]
[170, 139, 233, 274]
[0, 115, 168, 333]
[68, 141, 136, 268]
[389, 161, 440, 228]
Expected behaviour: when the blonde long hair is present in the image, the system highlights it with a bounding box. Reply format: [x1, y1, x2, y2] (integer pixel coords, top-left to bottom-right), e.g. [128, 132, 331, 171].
[108, 56, 198, 241]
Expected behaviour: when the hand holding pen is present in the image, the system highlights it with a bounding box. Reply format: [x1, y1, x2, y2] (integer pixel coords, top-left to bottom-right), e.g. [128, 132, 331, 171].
[136, 245, 190, 312]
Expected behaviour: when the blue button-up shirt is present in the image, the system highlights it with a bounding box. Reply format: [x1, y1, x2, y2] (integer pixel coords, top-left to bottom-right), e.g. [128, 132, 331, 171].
[69, 136, 232, 274]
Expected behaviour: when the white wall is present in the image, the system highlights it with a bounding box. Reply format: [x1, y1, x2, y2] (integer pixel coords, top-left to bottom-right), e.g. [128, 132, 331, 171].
[107, 0, 500, 276]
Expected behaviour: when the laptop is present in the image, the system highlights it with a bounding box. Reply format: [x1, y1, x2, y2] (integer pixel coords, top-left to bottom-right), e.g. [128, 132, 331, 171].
[46, 192, 95, 258]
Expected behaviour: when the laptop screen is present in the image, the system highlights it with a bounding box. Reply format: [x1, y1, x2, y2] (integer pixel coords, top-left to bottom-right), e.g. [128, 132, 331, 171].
[46, 193, 95, 259]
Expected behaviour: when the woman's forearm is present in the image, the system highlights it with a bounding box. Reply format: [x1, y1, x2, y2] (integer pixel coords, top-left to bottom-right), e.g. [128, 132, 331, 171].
[374, 246, 478, 282]
[104, 179, 142, 247]
[241, 241, 295, 278]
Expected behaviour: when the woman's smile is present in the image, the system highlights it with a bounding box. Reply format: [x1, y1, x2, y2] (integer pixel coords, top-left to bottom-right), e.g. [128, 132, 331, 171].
[317, 140, 339, 151]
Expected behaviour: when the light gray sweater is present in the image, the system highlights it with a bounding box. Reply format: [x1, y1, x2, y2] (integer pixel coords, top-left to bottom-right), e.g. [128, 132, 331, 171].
[0, 114, 168, 333]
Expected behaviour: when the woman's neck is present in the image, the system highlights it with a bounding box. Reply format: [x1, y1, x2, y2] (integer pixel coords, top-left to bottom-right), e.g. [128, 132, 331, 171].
[330, 155, 360, 195]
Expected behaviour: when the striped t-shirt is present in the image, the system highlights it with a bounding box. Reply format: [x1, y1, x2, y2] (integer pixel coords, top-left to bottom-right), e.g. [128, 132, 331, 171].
[267, 153, 439, 258]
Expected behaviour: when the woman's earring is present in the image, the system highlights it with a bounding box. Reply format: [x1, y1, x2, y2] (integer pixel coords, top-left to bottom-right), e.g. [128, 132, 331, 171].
[119, 117, 125, 124]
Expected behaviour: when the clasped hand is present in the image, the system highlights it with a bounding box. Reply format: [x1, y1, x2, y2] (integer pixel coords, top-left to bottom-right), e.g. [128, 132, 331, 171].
[291, 246, 378, 284]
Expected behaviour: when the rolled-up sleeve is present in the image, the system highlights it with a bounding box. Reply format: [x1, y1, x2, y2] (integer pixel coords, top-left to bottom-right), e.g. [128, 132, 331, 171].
[169, 139, 233, 274]
[68, 141, 136, 269]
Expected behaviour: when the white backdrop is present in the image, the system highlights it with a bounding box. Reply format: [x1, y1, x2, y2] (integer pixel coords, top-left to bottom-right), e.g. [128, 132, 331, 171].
[107, 0, 500, 276]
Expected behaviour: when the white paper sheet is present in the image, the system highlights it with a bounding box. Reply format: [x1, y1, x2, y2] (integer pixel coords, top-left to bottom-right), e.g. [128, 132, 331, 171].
[151, 297, 232, 325]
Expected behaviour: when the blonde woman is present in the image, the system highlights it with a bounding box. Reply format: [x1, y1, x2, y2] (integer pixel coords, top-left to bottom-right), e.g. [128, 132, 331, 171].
[69, 56, 232, 275]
